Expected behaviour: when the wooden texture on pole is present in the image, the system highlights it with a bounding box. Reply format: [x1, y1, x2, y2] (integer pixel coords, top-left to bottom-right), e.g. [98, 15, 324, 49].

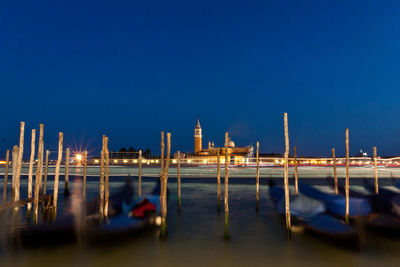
[217, 148, 221, 212]
[224, 132, 229, 239]
[177, 150, 181, 211]
[3, 149, 10, 202]
[83, 150, 87, 201]
[104, 137, 110, 218]
[332, 148, 338, 195]
[283, 113, 291, 231]
[99, 135, 105, 220]
[161, 131, 165, 175]
[27, 129, 36, 215]
[256, 141, 260, 211]
[64, 147, 70, 195]
[345, 129, 350, 223]
[34, 124, 44, 223]
[11, 146, 19, 195]
[53, 132, 63, 219]
[39, 141, 44, 192]
[294, 146, 298, 195]
[138, 150, 142, 198]
[15, 121, 25, 204]
[373, 146, 378, 194]
[43, 150, 50, 195]
[160, 132, 171, 237]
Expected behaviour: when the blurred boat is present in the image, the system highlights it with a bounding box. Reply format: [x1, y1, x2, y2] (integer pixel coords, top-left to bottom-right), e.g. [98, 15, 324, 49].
[298, 181, 371, 218]
[269, 181, 360, 248]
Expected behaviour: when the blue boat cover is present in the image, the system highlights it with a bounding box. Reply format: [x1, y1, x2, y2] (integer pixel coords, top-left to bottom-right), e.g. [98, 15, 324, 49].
[299, 182, 371, 217]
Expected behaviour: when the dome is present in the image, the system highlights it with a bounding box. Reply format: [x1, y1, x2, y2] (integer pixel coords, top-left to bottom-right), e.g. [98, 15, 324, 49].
[228, 138, 235, 147]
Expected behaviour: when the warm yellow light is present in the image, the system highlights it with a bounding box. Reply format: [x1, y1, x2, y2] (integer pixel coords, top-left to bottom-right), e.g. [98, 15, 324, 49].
[203, 160, 207, 164]
[123, 159, 128, 163]
[75, 154, 83, 161]
[187, 159, 192, 163]
[133, 160, 138, 163]
[172, 159, 177, 164]
[155, 160, 159, 163]
[94, 159, 99, 163]
[114, 159, 118, 163]
[0, 161, 6, 165]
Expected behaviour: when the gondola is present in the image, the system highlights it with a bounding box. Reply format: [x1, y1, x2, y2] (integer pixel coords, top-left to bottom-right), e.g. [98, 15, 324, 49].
[326, 178, 400, 236]
[269, 181, 360, 248]
[16, 179, 160, 247]
[298, 181, 371, 218]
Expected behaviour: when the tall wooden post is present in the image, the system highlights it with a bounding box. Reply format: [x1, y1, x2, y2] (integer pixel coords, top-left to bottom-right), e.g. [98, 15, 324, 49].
[332, 148, 338, 195]
[53, 132, 63, 220]
[2, 149, 10, 202]
[138, 150, 142, 198]
[283, 113, 291, 231]
[27, 129, 36, 216]
[256, 141, 260, 211]
[224, 132, 230, 239]
[43, 150, 50, 195]
[160, 131, 165, 175]
[294, 146, 298, 195]
[33, 124, 44, 223]
[373, 146, 378, 194]
[177, 150, 181, 211]
[15, 121, 25, 204]
[160, 132, 171, 238]
[217, 148, 221, 212]
[345, 129, 350, 223]
[39, 141, 44, 192]
[64, 148, 70, 195]
[99, 135, 106, 220]
[83, 150, 87, 201]
[104, 137, 110, 218]
[11, 146, 19, 196]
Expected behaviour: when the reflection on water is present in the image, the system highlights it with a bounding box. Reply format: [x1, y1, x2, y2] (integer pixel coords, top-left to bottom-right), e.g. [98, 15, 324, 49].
[0, 176, 400, 266]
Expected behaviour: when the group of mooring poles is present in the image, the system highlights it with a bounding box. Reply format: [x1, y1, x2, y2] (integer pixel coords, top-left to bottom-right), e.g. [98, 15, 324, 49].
[0, 122, 94, 225]
[280, 115, 382, 234]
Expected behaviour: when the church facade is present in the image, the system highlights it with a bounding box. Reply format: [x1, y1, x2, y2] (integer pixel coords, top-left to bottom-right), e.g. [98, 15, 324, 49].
[186, 118, 254, 164]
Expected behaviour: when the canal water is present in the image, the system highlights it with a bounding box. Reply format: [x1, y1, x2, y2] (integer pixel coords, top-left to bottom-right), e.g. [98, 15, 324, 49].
[1, 176, 400, 267]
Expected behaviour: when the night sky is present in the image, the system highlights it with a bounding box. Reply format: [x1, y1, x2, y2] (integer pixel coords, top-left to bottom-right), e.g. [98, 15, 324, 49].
[1, 1, 400, 157]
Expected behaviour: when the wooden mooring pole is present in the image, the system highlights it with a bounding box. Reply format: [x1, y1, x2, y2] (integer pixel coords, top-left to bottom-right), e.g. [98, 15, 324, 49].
[99, 135, 106, 221]
[177, 150, 181, 212]
[11, 146, 19, 196]
[161, 131, 165, 175]
[53, 132, 63, 220]
[283, 113, 291, 232]
[34, 124, 44, 223]
[83, 150, 87, 201]
[373, 146, 378, 194]
[160, 132, 171, 238]
[217, 148, 221, 212]
[64, 148, 70, 196]
[256, 141, 260, 211]
[2, 149, 10, 202]
[345, 129, 350, 223]
[332, 148, 338, 195]
[138, 150, 142, 198]
[27, 129, 36, 217]
[224, 132, 230, 239]
[294, 146, 298, 195]
[43, 150, 50, 195]
[15, 121, 25, 206]
[104, 137, 110, 219]
[39, 141, 44, 192]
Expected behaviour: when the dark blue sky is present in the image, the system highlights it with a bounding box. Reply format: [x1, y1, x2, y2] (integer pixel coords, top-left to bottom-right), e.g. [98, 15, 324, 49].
[1, 1, 400, 157]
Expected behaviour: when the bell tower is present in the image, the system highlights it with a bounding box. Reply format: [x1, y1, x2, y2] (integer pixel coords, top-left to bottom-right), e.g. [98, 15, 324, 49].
[194, 117, 202, 154]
